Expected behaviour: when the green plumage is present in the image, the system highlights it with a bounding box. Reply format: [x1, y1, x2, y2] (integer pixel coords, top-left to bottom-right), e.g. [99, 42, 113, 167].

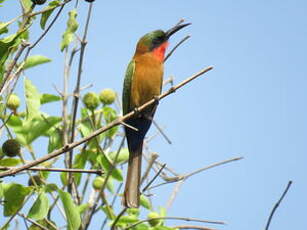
[122, 60, 135, 115]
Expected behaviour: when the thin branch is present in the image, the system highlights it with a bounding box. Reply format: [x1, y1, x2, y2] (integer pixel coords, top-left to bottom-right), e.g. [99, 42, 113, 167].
[124, 217, 225, 230]
[265, 180, 293, 230]
[111, 208, 127, 230]
[149, 156, 243, 190]
[17, 214, 50, 230]
[172, 225, 217, 230]
[166, 180, 184, 210]
[164, 35, 191, 62]
[68, 1, 93, 193]
[0, 66, 213, 178]
[141, 152, 159, 185]
[142, 164, 166, 193]
[0, 166, 103, 175]
[151, 119, 172, 144]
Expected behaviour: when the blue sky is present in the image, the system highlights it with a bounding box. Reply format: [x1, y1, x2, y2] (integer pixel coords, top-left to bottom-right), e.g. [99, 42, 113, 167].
[1, 1, 307, 229]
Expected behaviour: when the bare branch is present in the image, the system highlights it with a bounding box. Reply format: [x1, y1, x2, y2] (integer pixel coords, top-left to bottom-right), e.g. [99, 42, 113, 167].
[124, 216, 225, 230]
[0, 166, 103, 175]
[68, 1, 93, 193]
[0, 66, 213, 178]
[265, 180, 293, 230]
[149, 156, 243, 190]
[172, 225, 218, 230]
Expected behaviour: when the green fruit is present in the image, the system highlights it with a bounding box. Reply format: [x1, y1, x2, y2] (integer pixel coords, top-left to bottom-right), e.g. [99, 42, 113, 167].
[92, 176, 104, 190]
[99, 89, 116, 105]
[2, 139, 21, 157]
[7, 94, 20, 111]
[83, 92, 100, 110]
[147, 212, 161, 226]
[31, 0, 47, 5]
[127, 208, 140, 217]
[28, 175, 44, 186]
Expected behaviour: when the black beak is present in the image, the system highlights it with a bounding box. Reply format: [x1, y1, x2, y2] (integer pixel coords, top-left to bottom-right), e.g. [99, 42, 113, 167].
[165, 23, 191, 39]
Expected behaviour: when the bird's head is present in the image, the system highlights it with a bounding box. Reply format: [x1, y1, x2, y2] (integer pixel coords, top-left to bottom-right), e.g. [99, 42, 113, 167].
[135, 23, 191, 61]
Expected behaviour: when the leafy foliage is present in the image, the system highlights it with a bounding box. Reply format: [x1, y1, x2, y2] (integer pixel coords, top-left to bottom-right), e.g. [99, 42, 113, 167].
[0, 2, 191, 230]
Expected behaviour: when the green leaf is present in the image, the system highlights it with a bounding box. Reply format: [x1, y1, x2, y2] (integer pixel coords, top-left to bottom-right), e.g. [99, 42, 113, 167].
[0, 21, 10, 35]
[24, 78, 41, 119]
[24, 116, 61, 144]
[97, 154, 123, 181]
[101, 205, 116, 220]
[41, 93, 61, 104]
[28, 192, 49, 220]
[117, 215, 139, 224]
[109, 148, 129, 164]
[58, 189, 81, 230]
[40, 0, 61, 30]
[60, 9, 78, 51]
[48, 129, 62, 153]
[3, 183, 31, 216]
[77, 203, 89, 214]
[152, 226, 175, 230]
[0, 158, 21, 166]
[103, 106, 118, 138]
[23, 55, 51, 70]
[43, 183, 58, 193]
[0, 33, 21, 82]
[140, 195, 152, 210]
[6, 114, 23, 127]
[21, 0, 32, 12]
[0, 182, 3, 198]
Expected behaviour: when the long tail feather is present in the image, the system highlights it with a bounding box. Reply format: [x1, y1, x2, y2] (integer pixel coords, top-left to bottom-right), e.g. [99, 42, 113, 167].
[123, 142, 143, 208]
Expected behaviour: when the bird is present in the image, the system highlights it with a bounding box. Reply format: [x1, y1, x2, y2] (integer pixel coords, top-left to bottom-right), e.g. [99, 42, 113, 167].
[122, 22, 190, 208]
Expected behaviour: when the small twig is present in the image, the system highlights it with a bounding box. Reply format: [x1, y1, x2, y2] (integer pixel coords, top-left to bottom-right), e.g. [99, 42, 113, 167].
[0, 66, 213, 178]
[68, 1, 93, 193]
[0, 166, 103, 175]
[151, 119, 172, 144]
[120, 121, 138, 132]
[164, 35, 191, 62]
[172, 225, 217, 230]
[140, 152, 159, 185]
[17, 214, 50, 230]
[111, 208, 127, 230]
[29, 0, 72, 17]
[150, 156, 243, 190]
[265, 180, 293, 230]
[166, 180, 185, 210]
[142, 164, 166, 193]
[124, 217, 225, 230]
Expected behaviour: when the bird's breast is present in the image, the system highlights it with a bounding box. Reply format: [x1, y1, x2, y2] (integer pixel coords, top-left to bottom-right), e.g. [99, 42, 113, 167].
[131, 54, 164, 108]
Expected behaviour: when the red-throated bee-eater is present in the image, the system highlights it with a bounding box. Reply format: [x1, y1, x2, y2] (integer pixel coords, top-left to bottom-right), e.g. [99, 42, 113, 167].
[122, 23, 190, 208]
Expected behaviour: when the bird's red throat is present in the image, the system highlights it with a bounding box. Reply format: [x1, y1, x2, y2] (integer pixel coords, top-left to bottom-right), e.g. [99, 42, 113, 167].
[152, 42, 169, 62]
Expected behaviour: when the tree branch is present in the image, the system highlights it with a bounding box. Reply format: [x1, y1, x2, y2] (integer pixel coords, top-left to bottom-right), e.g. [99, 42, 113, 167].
[265, 180, 293, 230]
[0, 66, 213, 178]
[124, 216, 225, 230]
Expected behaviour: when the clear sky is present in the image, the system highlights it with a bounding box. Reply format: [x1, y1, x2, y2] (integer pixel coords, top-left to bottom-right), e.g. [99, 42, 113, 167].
[1, 1, 307, 229]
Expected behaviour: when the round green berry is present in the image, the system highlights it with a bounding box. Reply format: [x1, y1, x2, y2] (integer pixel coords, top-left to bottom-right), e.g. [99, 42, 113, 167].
[2, 139, 21, 157]
[147, 212, 161, 226]
[99, 89, 116, 105]
[92, 176, 104, 190]
[7, 94, 20, 111]
[83, 92, 100, 110]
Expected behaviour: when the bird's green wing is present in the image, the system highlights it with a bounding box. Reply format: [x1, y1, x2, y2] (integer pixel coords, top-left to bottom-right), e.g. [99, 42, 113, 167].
[122, 60, 135, 115]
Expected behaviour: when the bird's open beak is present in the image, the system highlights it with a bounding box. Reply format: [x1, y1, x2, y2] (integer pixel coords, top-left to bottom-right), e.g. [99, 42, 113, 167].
[165, 22, 191, 39]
